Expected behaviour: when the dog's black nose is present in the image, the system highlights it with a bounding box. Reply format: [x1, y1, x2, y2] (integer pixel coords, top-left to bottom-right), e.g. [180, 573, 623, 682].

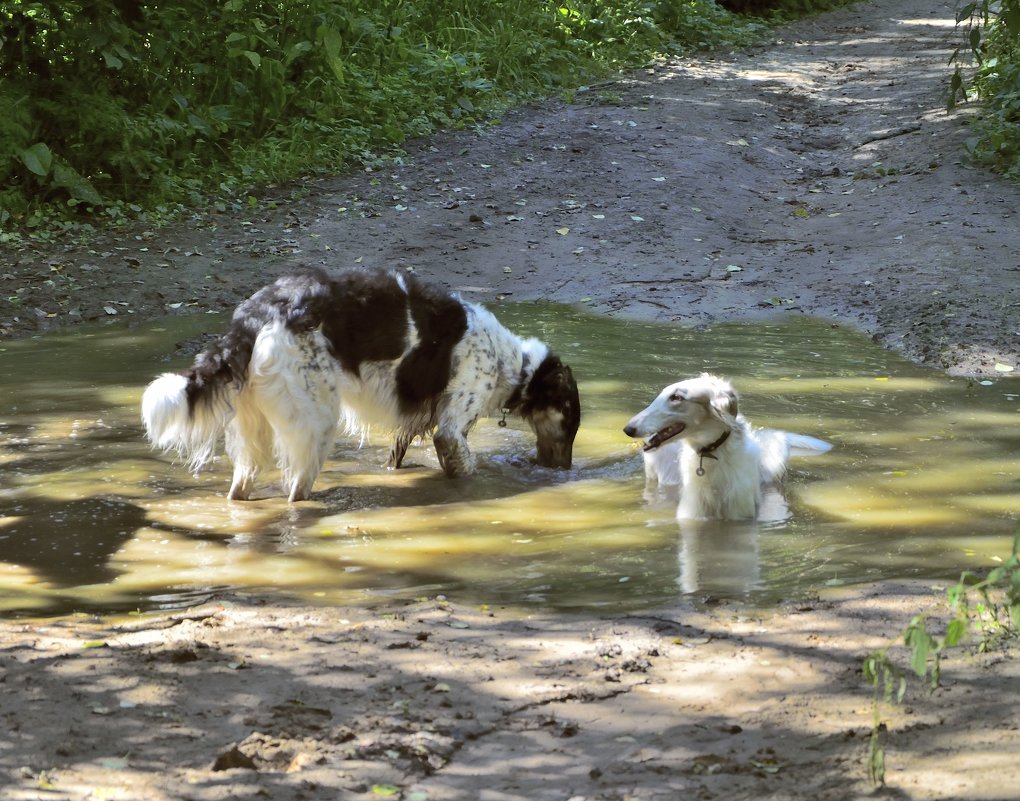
[623, 424, 637, 438]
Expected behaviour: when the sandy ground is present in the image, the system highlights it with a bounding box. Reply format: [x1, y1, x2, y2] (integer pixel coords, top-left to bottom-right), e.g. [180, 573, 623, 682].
[2, 0, 1019, 798]
[2, 588, 1019, 800]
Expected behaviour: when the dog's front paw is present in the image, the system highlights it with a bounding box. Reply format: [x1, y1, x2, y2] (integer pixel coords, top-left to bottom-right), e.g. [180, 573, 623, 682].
[434, 432, 475, 478]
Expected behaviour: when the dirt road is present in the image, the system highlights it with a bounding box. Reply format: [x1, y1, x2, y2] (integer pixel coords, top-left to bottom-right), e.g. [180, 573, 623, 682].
[2, 0, 1019, 799]
[2, 0, 1018, 377]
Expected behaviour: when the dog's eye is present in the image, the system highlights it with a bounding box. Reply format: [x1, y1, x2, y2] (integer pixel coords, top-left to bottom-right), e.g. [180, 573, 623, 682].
[669, 391, 684, 403]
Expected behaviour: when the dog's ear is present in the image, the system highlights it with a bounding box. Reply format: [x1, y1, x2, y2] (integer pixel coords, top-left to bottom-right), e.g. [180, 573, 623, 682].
[709, 385, 739, 424]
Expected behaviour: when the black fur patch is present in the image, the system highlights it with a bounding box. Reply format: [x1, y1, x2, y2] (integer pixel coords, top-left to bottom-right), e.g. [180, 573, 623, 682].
[183, 283, 278, 413]
[521, 354, 582, 435]
[319, 269, 410, 374]
[184, 326, 255, 413]
[182, 267, 469, 417]
[318, 269, 468, 412]
[395, 275, 469, 410]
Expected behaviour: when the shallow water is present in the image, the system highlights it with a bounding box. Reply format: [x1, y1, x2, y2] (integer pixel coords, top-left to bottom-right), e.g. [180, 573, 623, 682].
[1, 305, 1017, 615]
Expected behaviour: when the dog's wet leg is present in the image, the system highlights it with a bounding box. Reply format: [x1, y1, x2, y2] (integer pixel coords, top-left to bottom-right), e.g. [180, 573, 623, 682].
[228, 469, 256, 501]
[225, 392, 273, 501]
[287, 475, 315, 503]
[433, 379, 485, 477]
[250, 329, 342, 502]
[386, 432, 413, 469]
[433, 430, 473, 477]
[274, 417, 336, 502]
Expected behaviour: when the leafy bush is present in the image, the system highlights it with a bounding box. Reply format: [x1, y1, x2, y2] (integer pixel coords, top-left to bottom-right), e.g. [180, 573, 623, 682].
[0, 0, 771, 229]
[952, 0, 1020, 178]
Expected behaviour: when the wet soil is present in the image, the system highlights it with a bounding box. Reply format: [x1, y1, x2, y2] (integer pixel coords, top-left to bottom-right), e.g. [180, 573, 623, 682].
[1, 0, 1019, 798]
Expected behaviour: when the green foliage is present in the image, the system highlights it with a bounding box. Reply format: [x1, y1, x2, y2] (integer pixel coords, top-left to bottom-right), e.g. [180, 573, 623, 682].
[0, 0, 771, 230]
[861, 650, 905, 785]
[862, 526, 1020, 785]
[951, 0, 1020, 178]
[944, 528, 1020, 644]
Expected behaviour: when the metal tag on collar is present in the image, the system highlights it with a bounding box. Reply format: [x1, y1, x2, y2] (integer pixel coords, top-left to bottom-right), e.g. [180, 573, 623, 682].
[696, 451, 719, 476]
[498, 408, 509, 428]
[695, 430, 730, 476]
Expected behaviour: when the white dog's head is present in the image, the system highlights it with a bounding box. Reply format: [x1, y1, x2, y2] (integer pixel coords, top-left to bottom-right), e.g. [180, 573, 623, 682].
[623, 373, 739, 451]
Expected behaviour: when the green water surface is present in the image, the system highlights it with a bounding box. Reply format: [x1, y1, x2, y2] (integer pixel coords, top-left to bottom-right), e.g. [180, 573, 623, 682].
[1, 305, 1017, 615]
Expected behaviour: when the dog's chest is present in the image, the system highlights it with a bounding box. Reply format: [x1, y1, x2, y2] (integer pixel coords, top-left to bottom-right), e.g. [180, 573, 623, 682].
[678, 443, 760, 520]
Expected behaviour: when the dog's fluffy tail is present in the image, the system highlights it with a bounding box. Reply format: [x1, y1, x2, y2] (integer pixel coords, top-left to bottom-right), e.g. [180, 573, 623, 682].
[784, 432, 833, 457]
[141, 372, 230, 470]
[141, 325, 259, 471]
[756, 429, 832, 485]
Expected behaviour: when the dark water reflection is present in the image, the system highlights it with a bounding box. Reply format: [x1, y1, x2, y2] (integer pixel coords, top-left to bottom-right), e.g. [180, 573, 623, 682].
[0, 305, 1017, 615]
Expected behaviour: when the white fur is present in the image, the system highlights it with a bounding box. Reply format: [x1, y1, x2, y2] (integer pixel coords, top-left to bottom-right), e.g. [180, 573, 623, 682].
[226, 321, 344, 501]
[642, 440, 682, 488]
[141, 372, 230, 471]
[431, 307, 545, 476]
[625, 374, 831, 521]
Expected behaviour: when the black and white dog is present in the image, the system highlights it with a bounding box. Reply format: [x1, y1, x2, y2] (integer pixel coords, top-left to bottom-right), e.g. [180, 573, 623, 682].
[142, 268, 581, 501]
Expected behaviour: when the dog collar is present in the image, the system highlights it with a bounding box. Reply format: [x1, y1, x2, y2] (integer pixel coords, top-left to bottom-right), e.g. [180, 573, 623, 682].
[695, 429, 731, 476]
[499, 356, 531, 427]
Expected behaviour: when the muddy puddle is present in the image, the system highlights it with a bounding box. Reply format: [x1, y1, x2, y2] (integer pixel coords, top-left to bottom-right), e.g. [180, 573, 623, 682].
[1, 305, 1017, 615]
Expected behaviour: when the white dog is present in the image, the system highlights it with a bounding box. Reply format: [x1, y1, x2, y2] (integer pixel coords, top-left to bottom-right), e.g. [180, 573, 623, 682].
[624, 374, 830, 520]
[142, 268, 580, 502]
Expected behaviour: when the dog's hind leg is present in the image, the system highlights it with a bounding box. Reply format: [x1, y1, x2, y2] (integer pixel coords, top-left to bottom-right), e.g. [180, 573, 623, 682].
[268, 376, 341, 501]
[225, 391, 274, 501]
[266, 396, 339, 502]
[250, 326, 342, 501]
[386, 431, 414, 470]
